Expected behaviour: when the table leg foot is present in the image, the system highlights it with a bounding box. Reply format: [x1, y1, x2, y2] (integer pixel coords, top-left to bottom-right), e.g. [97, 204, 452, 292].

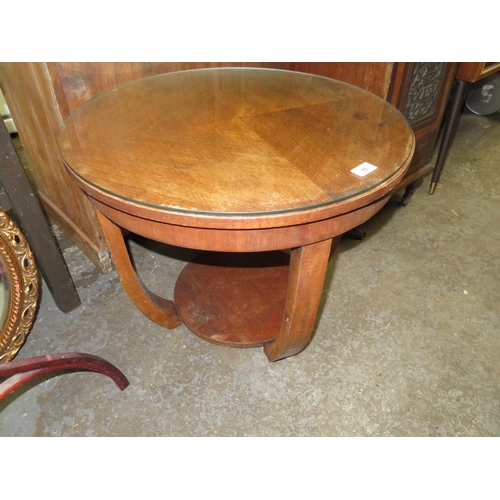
[400, 177, 424, 206]
[97, 212, 181, 329]
[264, 237, 337, 361]
[346, 227, 366, 240]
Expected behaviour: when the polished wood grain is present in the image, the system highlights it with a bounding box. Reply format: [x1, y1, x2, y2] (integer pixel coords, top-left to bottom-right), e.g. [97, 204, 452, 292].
[91, 193, 390, 251]
[59, 68, 414, 226]
[97, 211, 181, 329]
[264, 238, 337, 361]
[0, 63, 286, 270]
[174, 251, 290, 347]
[59, 68, 415, 361]
[2, 62, 451, 269]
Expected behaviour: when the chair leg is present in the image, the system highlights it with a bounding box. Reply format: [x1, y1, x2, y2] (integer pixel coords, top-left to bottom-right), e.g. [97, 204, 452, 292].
[429, 79, 470, 194]
[0, 353, 129, 400]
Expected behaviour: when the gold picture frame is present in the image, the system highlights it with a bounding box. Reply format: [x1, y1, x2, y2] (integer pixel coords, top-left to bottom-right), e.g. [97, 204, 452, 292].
[0, 210, 38, 363]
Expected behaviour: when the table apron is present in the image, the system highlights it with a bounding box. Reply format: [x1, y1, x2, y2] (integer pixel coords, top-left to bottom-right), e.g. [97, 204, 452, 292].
[92, 196, 390, 252]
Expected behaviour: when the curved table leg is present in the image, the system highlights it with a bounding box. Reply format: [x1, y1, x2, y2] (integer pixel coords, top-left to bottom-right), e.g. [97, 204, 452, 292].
[0, 352, 129, 401]
[97, 212, 181, 329]
[264, 237, 337, 361]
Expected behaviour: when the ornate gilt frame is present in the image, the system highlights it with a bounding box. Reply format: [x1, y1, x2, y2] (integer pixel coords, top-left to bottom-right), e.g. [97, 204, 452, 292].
[0, 210, 38, 363]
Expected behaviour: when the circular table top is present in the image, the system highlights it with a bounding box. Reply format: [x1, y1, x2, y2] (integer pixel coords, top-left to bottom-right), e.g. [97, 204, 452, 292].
[59, 68, 414, 226]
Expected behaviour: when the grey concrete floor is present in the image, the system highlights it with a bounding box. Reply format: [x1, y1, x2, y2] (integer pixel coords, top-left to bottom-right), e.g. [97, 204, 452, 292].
[1, 111, 499, 437]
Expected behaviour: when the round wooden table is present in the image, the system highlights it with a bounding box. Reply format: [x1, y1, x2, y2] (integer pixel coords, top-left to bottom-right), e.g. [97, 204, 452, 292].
[58, 68, 415, 361]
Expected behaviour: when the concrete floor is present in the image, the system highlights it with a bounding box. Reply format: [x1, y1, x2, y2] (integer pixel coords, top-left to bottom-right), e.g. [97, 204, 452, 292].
[1, 110, 499, 437]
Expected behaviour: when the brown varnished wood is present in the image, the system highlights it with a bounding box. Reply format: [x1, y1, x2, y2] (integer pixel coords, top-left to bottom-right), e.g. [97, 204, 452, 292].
[2, 62, 453, 268]
[59, 68, 415, 360]
[91, 194, 390, 252]
[0, 63, 284, 270]
[70, 159, 407, 232]
[456, 62, 500, 82]
[52, 62, 287, 117]
[288, 63, 394, 99]
[59, 68, 414, 227]
[97, 211, 181, 329]
[0, 63, 110, 271]
[264, 238, 337, 361]
[174, 251, 290, 347]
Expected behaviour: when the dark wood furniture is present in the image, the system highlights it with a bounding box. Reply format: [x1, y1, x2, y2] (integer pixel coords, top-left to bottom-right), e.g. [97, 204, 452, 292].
[0, 63, 455, 270]
[58, 68, 415, 361]
[387, 63, 458, 203]
[429, 62, 500, 194]
[0, 118, 80, 314]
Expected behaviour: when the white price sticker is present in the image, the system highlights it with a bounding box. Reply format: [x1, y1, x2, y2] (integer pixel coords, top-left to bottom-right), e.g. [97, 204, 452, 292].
[350, 162, 378, 177]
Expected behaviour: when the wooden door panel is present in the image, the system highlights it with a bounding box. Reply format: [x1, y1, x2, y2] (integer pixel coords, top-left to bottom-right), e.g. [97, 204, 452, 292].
[51, 62, 286, 118]
[287, 62, 394, 99]
[0, 62, 110, 270]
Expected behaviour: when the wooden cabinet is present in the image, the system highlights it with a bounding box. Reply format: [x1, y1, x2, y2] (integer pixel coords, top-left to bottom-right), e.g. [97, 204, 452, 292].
[389, 63, 458, 187]
[0, 62, 457, 271]
[456, 62, 500, 82]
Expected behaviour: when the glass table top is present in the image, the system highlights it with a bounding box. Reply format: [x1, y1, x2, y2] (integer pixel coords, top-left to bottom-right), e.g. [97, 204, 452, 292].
[58, 68, 414, 217]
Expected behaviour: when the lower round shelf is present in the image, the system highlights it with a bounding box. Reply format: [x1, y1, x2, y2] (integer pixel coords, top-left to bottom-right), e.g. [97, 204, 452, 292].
[174, 251, 290, 347]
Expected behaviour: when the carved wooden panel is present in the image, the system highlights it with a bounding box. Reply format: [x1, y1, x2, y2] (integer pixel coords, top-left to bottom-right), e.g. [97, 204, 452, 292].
[389, 62, 457, 179]
[405, 63, 446, 125]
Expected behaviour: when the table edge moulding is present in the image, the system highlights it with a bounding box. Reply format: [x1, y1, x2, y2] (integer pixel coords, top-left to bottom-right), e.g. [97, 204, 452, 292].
[58, 68, 415, 361]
